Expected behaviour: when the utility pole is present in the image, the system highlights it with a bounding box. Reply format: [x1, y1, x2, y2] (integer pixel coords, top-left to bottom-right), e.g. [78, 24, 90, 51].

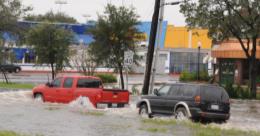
[149, 0, 165, 94]
[142, 0, 161, 95]
[145, 0, 184, 94]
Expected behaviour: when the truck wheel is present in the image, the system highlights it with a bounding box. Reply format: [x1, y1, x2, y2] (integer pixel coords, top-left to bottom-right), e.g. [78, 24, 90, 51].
[34, 93, 44, 102]
[175, 107, 188, 120]
[139, 104, 153, 118]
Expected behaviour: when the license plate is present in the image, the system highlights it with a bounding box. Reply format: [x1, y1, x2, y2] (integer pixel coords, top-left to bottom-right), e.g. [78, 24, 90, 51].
[97, 103, 108, 109]
[211, 104, 219, 110]
[112, 103, 118, 108]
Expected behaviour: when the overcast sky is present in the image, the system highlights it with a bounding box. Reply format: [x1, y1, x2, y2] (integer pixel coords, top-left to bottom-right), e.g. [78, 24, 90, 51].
[21, 0, 186, 26]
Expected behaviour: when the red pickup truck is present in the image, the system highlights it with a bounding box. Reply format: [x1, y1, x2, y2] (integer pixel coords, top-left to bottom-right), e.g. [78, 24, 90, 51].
[32, 76, 129, 108]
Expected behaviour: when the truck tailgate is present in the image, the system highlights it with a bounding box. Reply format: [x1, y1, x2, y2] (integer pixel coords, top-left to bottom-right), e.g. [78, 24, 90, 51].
[101, 89, 129, 104]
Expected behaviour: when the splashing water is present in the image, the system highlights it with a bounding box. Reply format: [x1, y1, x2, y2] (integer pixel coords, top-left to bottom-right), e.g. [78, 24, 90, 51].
[69, 96, 95, 110]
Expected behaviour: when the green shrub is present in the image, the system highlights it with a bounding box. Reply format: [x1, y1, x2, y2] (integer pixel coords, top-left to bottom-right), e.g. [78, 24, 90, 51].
[256, 76, 260, 83]
[131, 85, 140, 95]
[225, 82, 238, 98]
[224, 83, 251, 99]
[179, 71, 196, 82]
[239, 86, 251, 99]
[200, 71, 210, 81]
[95, 73, 117, 83]
[179, 71, 209, 82]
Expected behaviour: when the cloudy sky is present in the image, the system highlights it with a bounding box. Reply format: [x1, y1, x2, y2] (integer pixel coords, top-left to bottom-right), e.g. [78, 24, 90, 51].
[21, 0, 186, 26]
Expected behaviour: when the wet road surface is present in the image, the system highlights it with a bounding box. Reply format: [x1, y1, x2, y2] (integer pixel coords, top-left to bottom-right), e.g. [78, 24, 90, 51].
[0, 90, 260, 136]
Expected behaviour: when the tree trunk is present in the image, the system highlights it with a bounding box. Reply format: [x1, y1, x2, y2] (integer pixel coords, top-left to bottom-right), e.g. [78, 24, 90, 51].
[249, 38, 257, 99]
[249, 58, 257, 98]
[1, 70, 9, 84]
[50, 63, 55, 80]
[118, 63, 124, 90]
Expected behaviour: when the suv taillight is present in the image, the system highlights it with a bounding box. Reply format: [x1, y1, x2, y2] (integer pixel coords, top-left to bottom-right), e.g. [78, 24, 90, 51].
[194, 95, 201, 104]
[225, 99, 230, 104]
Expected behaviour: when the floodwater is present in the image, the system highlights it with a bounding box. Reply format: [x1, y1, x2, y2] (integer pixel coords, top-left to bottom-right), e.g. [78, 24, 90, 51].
[0, 90, 259, 136]
[216, 99, 260, 131]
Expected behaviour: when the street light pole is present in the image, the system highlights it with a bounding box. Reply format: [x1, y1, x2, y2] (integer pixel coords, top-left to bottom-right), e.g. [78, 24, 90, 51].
[197, 42, 201, 81]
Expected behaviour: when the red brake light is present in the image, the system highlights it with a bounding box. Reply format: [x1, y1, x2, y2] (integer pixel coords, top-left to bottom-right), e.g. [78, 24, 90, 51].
[195, 95, 201, 104]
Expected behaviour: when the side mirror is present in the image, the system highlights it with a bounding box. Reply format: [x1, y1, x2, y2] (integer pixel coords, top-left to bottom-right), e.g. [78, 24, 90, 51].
[154, 89, 159, 96]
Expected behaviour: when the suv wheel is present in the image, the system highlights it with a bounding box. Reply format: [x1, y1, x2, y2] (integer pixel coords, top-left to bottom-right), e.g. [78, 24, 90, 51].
[175, 107, 188, 120]
[15, 68, 20, 73]
[139, 104, 153, 118]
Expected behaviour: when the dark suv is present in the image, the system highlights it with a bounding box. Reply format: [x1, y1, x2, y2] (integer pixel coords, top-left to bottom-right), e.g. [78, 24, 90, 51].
[0, 64, 21, 73]
[137, 83, 230, 121]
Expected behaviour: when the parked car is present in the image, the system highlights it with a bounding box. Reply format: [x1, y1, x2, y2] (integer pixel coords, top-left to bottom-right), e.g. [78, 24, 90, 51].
[32, 76, 130, 108]
[0, 64, 21, 73]
[137, 83, 230, 122]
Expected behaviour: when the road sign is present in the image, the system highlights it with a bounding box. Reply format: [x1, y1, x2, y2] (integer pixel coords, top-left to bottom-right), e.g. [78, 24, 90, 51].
[124, 51, 134, 66]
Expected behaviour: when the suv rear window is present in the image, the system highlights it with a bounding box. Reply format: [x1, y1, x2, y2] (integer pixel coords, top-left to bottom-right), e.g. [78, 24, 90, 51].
[77, 78, 101, 88]
[200, 86, 229, 102]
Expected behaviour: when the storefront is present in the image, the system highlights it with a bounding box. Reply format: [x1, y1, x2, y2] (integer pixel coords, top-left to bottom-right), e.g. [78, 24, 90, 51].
[212, 40, 260, 85]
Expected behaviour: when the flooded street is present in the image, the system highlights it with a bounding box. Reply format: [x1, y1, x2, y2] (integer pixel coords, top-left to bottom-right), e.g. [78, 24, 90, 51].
[0, 90, 260, 136]
[218, 99, 260, 131]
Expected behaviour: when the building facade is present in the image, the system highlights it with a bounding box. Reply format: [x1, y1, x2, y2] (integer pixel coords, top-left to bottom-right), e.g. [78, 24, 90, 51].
[2, 21, 212, 74]
[212, 39, 260, 85]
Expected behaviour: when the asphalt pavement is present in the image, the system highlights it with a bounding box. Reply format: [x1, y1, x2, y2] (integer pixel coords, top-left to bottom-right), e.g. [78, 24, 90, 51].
[0, 72, 179, 85]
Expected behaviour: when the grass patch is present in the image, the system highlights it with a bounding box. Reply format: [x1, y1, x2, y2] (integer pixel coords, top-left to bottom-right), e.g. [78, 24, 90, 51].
[139, 127, 167, 133]
[142, 118, 177, 125]
[79, 110, 105, 116]
[44, 106, 61, 111]
[257, 93, 260, 100]
[187, 122, 260, 136]
[0, 130, 40, 136]
[0, 131, 23, 136]
[142, 119, 260, 136]
[0, 82, 35, 89]
[0, 130, 44, 136]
